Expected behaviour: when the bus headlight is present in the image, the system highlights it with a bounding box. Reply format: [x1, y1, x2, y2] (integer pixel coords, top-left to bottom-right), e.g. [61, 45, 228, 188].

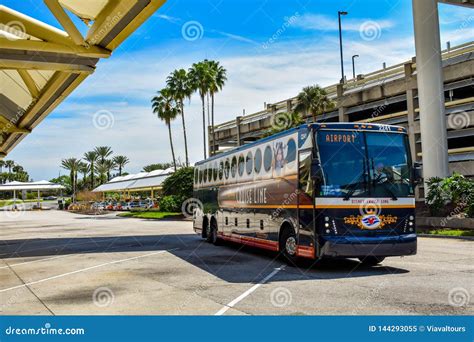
[324, 222, 330, 228]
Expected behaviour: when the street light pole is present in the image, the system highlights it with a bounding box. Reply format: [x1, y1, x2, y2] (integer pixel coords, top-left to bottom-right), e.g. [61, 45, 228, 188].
[338, 11, 348, 83]
[352, 54, 359, 79]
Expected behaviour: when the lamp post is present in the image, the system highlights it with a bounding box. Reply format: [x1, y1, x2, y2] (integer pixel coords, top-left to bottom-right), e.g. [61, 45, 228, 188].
[338, 10, 348, 83]
[352, 54, 359, 79]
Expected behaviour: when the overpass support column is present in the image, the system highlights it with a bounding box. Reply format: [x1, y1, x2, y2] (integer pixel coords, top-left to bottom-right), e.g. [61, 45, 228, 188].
[412, 0, 449, 185]
[236, 116, 242, 147]
[404, 61, 417, 162]
[336, 84, 348, 122]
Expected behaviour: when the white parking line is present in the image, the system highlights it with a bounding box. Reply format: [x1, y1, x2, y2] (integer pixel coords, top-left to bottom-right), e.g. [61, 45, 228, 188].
[0, 249, 176, 293]
[215, 265, 285, 316]
[0, 254, 76, 269]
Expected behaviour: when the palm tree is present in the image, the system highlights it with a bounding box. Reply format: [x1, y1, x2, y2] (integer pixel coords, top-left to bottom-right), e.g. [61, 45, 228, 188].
[188, 61, 213, 159]
[61, 158, 81, 201]
[94, 146, 113, 164]
[0, 160, 5, 173]
[113, 155, 129, 176]
[207, 60, 227, 156]
[78, 162, 90, 186]
[83, 151, 98, 189]
[4, 160, 15, 174]
[167, 69, 192, 166]
[103, 159, 116, 181]
[295, 85, 334, 122]
[95, 162, 109, 185]
[151, 87, 180, 171]
[12, 165, 24, 173]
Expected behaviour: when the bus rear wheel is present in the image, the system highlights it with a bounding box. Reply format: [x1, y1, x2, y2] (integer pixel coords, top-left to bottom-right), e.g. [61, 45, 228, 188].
[279, 226, 298, 264]
[208, 218, 220, 245]
[359, 256, 385, 266]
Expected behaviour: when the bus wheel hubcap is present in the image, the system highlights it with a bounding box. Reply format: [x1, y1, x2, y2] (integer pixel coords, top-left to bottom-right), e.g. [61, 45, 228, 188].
[286, 237, 296, 255]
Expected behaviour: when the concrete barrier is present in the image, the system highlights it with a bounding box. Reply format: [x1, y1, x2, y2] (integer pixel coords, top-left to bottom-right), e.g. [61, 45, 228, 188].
[417, 217, 474, 230]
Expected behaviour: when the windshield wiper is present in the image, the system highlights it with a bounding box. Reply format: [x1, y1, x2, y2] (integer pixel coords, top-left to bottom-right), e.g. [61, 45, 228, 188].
[343, 173, 367, 200]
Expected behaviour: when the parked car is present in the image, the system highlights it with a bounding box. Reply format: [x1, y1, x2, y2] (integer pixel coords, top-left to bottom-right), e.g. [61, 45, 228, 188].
[44, 196, 57, 200]
[113, 202, 125, 211]
[105, 202, 116, 210]
[125, 201, 141, 211]
[92, 202, 106, 210]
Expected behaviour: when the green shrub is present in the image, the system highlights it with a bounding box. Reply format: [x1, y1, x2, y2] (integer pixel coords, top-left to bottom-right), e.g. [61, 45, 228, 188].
[159, 195, 182, 212]
[162, 167, 194, 199]
[426, 173, 474, 218]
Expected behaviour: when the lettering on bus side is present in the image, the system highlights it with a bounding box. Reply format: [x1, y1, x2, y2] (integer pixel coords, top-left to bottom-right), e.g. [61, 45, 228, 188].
[236, 186, 267, 205]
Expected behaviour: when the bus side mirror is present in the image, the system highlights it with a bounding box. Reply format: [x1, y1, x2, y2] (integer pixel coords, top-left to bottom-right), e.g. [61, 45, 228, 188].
[413, 162, 423, 184]
[311, 160, 323, 184]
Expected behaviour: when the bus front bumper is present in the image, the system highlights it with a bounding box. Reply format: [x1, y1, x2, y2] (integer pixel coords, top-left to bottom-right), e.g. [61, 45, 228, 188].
[320, 234, 417, 258]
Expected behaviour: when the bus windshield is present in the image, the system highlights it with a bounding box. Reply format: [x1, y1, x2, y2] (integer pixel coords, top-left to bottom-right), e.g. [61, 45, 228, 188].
[316, 130, 414, 198]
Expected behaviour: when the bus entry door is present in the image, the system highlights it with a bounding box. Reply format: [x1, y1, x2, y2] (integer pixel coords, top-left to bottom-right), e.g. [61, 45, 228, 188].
[297, 150, 316, 255]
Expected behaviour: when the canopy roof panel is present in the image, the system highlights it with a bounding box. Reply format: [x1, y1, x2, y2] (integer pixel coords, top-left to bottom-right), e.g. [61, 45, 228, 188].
[0, 180, 65, 191]
[93, 169, 175, 192]
[0, 0, 166, 158]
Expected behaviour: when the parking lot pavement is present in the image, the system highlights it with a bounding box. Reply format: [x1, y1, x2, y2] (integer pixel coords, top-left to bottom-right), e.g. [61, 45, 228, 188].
[0, 210, 473, 315]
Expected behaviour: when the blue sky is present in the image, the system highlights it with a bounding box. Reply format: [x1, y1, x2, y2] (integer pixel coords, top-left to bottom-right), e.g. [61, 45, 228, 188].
[4, 0, 473, 180]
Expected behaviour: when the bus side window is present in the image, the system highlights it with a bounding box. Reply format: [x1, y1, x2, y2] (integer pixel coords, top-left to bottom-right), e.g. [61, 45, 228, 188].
[234, 218, 238, 226]
[225, 217, 228, 226]
[298, 151, 313, 197]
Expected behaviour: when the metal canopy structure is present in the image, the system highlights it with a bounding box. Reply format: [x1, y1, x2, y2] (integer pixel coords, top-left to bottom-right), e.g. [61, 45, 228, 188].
[0, 0, 166, 158]
[0, 180, 65, 208]
[93, 168, 175, 194]
[0, 180, 64, 191]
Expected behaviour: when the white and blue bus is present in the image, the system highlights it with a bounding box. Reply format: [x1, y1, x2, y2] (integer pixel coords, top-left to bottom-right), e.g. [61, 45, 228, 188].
[193, 123, 420, 265]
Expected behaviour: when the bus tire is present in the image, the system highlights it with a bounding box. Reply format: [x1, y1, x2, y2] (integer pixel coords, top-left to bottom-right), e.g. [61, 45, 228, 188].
[209, 218, 221, 245]
[359, 256, 385, 266]
[279, 225, 298, 264]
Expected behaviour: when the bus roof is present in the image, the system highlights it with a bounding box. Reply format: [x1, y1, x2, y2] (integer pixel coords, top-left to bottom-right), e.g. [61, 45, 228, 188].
[195, 122, 406, 166]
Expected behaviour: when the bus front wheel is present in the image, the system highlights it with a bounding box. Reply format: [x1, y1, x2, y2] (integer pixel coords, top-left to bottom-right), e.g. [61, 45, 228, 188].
[279, 226, 298, 264]
[359, 256, 385, 266]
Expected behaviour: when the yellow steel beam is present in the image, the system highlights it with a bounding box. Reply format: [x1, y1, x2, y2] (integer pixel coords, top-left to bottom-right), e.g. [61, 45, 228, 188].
[0, 5, 71, 45]
[0, 37, 111, 58]
[0, 115, 31, 134]
[0, 59, 94, 73]
[85, 0, 137, 46]
[17, 70, 40, 98]
[104, 0, 167, 50]
[43, 0, 85, 46]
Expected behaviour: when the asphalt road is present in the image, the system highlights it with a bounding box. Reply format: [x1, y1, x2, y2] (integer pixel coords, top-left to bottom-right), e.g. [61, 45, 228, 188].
[0, 210, 472, 315]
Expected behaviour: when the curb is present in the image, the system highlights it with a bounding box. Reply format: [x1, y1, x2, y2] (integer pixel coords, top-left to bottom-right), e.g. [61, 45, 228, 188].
[418, 234, 474, 241]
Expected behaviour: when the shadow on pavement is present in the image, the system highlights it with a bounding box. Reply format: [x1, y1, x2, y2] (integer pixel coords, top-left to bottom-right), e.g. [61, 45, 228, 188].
[0, 234, 409, 282]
